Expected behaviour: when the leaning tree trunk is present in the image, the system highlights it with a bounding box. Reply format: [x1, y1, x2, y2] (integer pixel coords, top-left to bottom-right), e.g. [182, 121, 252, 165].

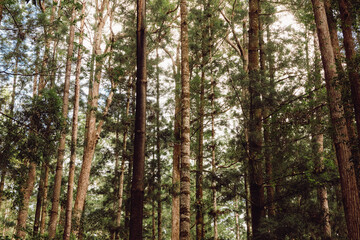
[248, 0, 265, 238]
[47, 3, 77, 238]
[180, 0, 191, 238]
[129, 0, 147, 238]
[311, 0, 360, 238]
[72, 0, 111, 235]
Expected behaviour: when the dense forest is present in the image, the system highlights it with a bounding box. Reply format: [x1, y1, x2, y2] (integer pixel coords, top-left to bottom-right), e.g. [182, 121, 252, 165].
[0, 0, 360, 239]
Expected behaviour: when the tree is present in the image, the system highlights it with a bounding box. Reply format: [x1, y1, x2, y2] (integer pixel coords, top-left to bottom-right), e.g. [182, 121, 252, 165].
[129, 0, 147, 238]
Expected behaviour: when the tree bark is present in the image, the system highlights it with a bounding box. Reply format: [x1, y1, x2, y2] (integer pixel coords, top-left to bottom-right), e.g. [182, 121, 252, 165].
[180, 0, 191, 238]
[311, 0, 360, 238]
[338, 0, 360, 190]
[171, 43, 181, 240]
[129, 0, 147, 238]
[47, 4, 77, 238]
[248, 0, 265, 237]
[72, 0, 111, 235]
[40, 163, 49, 235]
[63, 3, 85, 240]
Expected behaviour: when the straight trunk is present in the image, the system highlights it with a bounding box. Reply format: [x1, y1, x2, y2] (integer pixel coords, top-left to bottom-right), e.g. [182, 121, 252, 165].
[115, 77, 132, 240]
[180, 0, 191, 238]
[248, 0, 265, 237]
[47, 5, 77, 238]
[40, 163, 49, 235]
[338, 0, 360, 190]
[15, 161, 37, 239]
[156, 48, 162, 240]
[312, 32, 332, 240]
[171, 43, 181, 240]
[33, 166, 44, 236]
[311, 0, 360, 238]
[129, 0, 147, 238]
[63, 3, 85, 240]
[0, 169, 6, 210]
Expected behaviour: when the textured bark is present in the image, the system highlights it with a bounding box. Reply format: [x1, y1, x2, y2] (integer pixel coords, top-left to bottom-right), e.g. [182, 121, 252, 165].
[47, 5, 76, 238]
[248, 0, 265, 237]
[15, 161, 37, 238]
[180, 0, 191, 238]
[33, 164, 45, 236]
[171, 43, 181, 240]
[72, 0, 110, 235]
[129, 0, 147, 238]
[312, 33, 332, 240]
[196, 41, 205, 240]
[40, 163, 49, 235]
[338, 0, 360, 190]
[63, 3, 85, 239]
[311, 0, 360, 238]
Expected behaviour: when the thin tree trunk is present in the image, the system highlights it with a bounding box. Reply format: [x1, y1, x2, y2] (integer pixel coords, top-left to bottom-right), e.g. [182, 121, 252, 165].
[171, 43, 181, 240]
[62, 4, 85, 240]
[33, 165, 45, 236]
[40, 163, 49, 235]
[0, 169, 5, 210]
[155, 48, 162, 240]
[235, 194, 240, 240]
[129, 0, 147, 237]
[311, 0, 360, 238]
[248, 0, 265, 237]
[47, 4, 77, 238]
[312, 32, 332, 240]
[180, 0, 191, 238]
[114, 76, 132, 240]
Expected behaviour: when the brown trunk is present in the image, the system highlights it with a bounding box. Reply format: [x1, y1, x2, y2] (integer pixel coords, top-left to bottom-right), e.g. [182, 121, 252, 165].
[171, 43, 181, 240]
[338, 0, 360, 190]
[40, 163, 49, 235]
[311, 0, 360, 238]
[114, 77, 132, 240]
[72, 0, 111, 235]
[129, 0, 147, 238]
[196, 41, 205, 240]
[312, 32, 332, 240]
[63, 3, 85, 240]
[248, 0, 265, 237]
[180, 0, 191, 238]
[47, 4, 77, 238]
[33, 164, 45, 236]
[235, 194, 240, 240]
[15, 161, 37, 238]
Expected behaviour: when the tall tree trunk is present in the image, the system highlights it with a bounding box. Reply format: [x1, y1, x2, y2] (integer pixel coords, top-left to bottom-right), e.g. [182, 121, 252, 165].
[62, 4, 85, 240]
[311, 0, 360, 238]
[155, 48, 162, 240]
[47, 4, 77, 238]
[248, 0, 265, 237]
[338, 0, 360, 190]
[72, 0, 111, 235]
[312, 32, 332, 240]
[114, 77, 132, 240]
[196, 38, 205, 240]
[171, 43, 181, 240]
[129, 0, 147, 238]
[180, 0, 191, 238]
[0, 169, 5, 210]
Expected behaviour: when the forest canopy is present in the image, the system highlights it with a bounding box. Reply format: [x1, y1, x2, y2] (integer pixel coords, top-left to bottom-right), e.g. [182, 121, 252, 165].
[0, 0, 360, 239]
